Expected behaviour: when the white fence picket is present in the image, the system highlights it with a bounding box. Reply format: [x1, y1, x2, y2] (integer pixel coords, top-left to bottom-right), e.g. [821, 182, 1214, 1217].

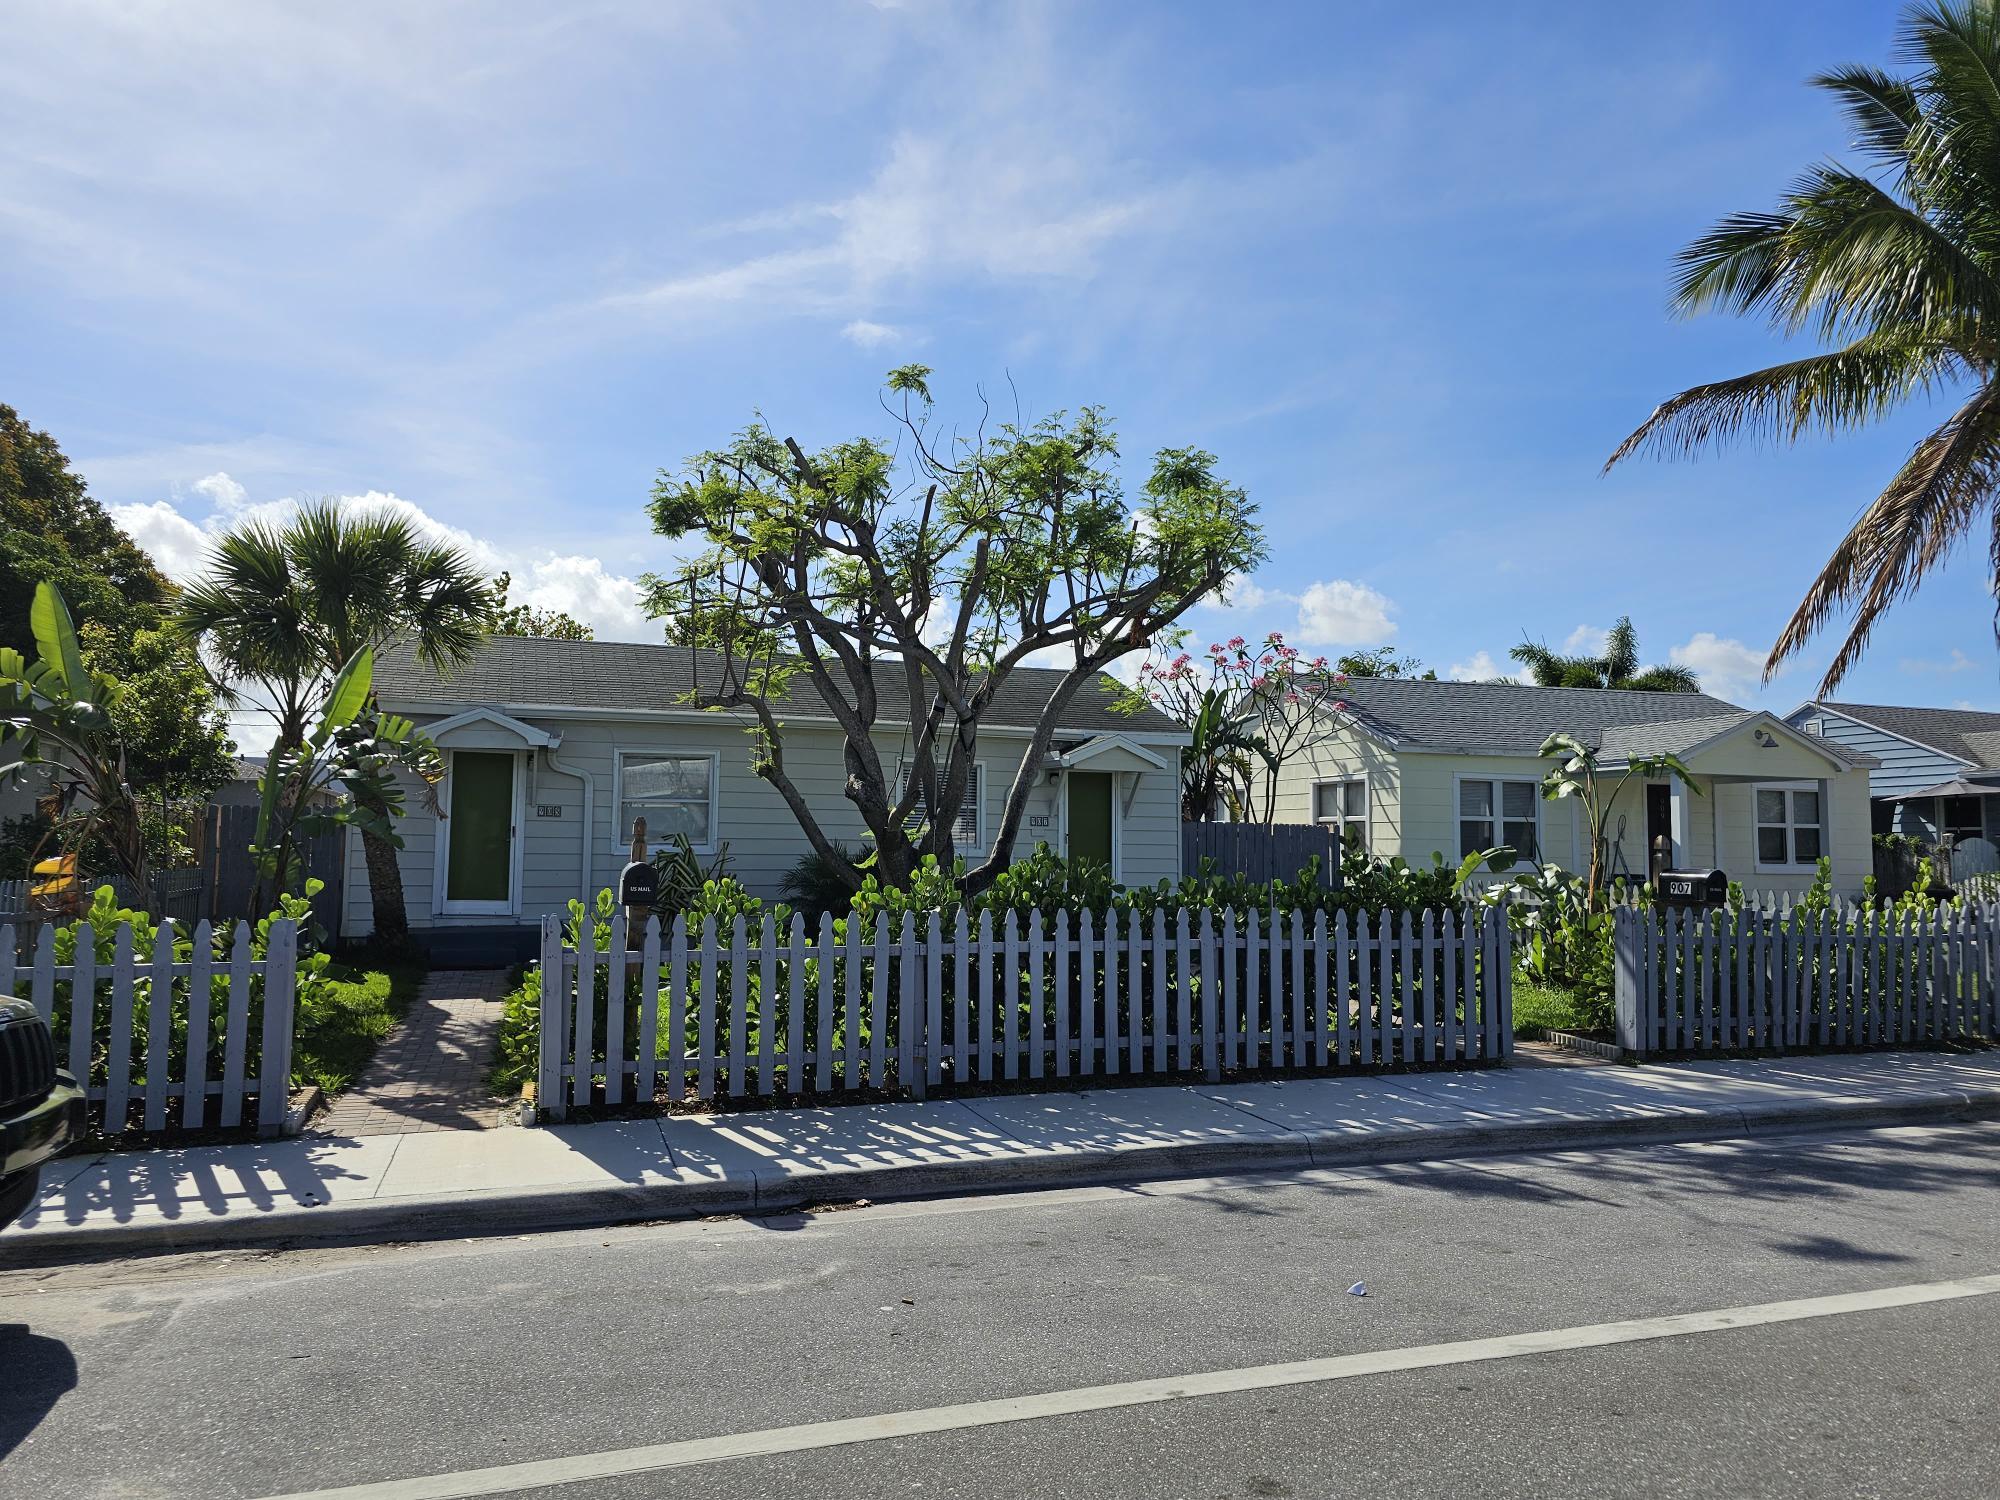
[143, 920, 176, 1132]
[639, 918, 663, 1103]
[728, 915, 750, 1097]
[574, 914, 598, 1107]
[219, 923, 253, 1128]
[184, 921, 215, 1128]
[1079, 908, 1098, 1079]
[68, 921, 97, 1081]
[816, 914, 836, 1093]
[604, 913, 628, 1106]
[1027, 909, 1045, 1082]
[926, 912, 944, 1088]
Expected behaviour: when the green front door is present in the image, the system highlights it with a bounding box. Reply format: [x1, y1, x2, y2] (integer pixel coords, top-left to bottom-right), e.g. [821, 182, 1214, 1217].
[1066, 772, 1114, 871]
[445, 751, 514, 906]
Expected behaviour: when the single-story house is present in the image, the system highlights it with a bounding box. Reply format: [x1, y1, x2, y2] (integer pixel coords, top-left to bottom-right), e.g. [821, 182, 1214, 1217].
[1257, 678, 1877, 898]
[344, 636, 1189, 953]
[1784, 700, 2000, 847]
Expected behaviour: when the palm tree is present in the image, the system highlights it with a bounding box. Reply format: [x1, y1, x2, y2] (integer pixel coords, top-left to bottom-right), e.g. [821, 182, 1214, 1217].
[178, 500, 493, 941]
[1509, 617, 1701, 692]
[1608, 0, 2000, 692]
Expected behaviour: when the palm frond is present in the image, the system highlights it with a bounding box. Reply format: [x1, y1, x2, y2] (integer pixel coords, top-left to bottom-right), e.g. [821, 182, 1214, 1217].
[1601, 616, 1640, 682]
[1769, 381, 2000, 690]
[1620, 665, 1702, 693]
[1811, 64, 1920, 160]
[1606, 333, 1964, 468]
[1670, 212, 1794, 319]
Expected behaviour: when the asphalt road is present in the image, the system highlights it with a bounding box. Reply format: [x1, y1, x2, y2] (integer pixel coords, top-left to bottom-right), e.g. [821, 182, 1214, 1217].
[3, 1122, 1999, 1500]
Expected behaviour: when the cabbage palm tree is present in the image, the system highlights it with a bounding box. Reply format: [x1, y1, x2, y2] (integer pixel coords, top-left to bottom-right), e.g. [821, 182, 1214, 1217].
[1510, 617, 1700, 692]
[1608, 0, 2000, 692]
[178, 501, 493, 941]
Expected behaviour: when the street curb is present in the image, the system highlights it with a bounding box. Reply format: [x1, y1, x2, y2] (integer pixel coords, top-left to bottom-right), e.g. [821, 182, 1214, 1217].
[7, 1087, 1998, 1264]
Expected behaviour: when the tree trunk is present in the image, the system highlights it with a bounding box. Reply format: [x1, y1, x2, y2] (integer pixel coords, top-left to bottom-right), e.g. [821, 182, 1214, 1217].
[359, 821, 410, 947]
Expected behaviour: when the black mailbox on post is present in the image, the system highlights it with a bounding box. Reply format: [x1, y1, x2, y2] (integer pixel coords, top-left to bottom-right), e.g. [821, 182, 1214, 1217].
[618, 860, 659, 910]
[1656, 868, 1727, 908]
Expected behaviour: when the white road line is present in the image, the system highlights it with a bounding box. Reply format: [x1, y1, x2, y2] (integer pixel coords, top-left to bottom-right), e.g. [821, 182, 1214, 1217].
[260, 1270, 2000, 1500]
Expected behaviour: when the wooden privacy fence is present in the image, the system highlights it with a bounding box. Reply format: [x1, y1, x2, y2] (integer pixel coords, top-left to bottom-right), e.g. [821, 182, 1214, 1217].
[0, 918, 300, 1136]
[1613, 902, 1999, 1057]
[1181, 824, 1345, 887]
[538, 906, 1511, 1117]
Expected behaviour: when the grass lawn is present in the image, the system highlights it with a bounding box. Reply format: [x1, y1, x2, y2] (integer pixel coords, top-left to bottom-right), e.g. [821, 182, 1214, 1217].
[293, 961, 427, 1095]
[1512, 972, 1600, 1039]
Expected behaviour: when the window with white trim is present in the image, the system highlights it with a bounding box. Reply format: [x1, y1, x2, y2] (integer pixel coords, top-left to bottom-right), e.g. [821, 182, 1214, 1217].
[616, 752, 717, 851]
[1754, 783, 1823, 868]
[895, 759, 984, 850]
[1460, 777, 1539, 860]
[1313, 778, 1368, 851]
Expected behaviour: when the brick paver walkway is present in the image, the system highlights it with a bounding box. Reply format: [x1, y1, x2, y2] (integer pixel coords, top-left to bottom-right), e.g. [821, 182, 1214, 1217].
[312, 970, 511, 1137]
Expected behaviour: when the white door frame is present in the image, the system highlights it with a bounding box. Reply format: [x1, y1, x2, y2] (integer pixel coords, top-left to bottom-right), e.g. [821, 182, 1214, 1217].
[434, 747, 527, 917]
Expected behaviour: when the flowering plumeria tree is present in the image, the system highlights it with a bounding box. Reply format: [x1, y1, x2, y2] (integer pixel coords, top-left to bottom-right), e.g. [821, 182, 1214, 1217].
[1118, 628, 1350, 823]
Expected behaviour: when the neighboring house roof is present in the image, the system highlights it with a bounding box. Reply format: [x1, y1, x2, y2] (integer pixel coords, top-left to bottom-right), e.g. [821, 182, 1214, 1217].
[1321, 678, 1752, 755]
[374, 636, 1183, 737]
[1597, 711, 1874, 770]
[1801, 701, 2000, 769]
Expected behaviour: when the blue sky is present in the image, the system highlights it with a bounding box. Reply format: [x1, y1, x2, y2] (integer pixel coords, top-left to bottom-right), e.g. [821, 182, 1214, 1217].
[5, 1, 1995, 748]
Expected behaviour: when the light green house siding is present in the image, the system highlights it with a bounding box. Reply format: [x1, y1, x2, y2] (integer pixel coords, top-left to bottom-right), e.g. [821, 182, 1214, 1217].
[343, 713, 1184, 938]
[1258, 719, 1874, 898]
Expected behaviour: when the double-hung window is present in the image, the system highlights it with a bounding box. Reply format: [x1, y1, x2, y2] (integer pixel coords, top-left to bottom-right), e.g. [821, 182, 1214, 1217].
[1754, 783, 1823, 870]
[616, 752, 718, 852]
[1313, 778, 1368, 850]
[895, 759, 984, 851]
[1459, 777, 1538, 860]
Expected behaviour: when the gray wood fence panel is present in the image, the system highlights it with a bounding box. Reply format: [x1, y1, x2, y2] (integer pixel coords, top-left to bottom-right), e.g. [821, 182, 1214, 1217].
[1181, 824, 1344, 888]
[1614, 902, 2000, 1056]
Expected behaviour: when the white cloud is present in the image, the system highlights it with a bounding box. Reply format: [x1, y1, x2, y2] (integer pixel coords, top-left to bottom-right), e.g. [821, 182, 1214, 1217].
[191, 471, 248, 511]
[1195, 573, 1398, 650]
[1899, 647, 1977, 675]
[840, 318, 910, 349]
[1210, 573, 1278, 612]
[604, 26, 1173, 342]
[1294, 580, 1397, 648]
[1448, 650, 1502, 682]
[108, 499, 213, 582]
[1562, 624, 1608, 656]
[513, 554, 653, 638]
[1669, 632, 1772, 699]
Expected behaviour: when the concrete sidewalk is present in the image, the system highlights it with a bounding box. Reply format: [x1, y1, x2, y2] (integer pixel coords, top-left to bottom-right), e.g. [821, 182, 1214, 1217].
[7, 1050, 1999, 1260]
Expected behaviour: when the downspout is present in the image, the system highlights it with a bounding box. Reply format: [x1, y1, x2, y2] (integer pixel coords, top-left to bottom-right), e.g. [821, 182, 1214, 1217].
[542, 734, 595, 905]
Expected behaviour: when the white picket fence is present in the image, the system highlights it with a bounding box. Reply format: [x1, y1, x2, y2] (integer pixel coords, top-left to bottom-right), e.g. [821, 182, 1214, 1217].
[0, 919, 300, 1136]
[1613, 901, 2000, 1056]
[538, 906, 1513, 1117]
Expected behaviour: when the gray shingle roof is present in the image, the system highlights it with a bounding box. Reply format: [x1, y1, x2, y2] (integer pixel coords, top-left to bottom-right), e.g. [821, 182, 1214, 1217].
[1596, 712, 1757, 761]
[373, 635, 1182, 736]
[1328, 678, 1751, 755]
[1817, 701, 2000, 769]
